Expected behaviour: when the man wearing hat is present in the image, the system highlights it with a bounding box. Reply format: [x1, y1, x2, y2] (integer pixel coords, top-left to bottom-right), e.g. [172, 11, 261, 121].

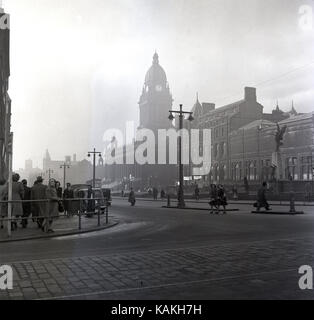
[31, 176, 47, 228]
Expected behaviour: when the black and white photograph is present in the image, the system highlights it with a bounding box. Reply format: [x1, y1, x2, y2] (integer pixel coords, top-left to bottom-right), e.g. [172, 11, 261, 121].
[0, 0, 314, 305]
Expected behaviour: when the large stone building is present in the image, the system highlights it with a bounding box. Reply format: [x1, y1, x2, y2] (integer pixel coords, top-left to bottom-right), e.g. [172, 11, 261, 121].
[0, 7, 11, 182]
[190, 88, 314, 192]
[102, 53, 314, 193]
[102, 53, 177, 190]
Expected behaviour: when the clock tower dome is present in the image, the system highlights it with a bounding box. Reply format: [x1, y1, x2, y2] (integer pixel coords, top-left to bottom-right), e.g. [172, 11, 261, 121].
[139, 52, 173, 131]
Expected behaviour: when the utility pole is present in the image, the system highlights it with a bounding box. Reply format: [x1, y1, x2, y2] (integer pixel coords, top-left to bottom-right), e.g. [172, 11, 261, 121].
[168, 104, 194, 209]
[60, 163, 70, 192]
[88, 148, 102, 188]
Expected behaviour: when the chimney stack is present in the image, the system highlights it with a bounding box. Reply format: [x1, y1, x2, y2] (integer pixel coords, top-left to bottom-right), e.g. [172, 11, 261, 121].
[244, 87, 256, 102]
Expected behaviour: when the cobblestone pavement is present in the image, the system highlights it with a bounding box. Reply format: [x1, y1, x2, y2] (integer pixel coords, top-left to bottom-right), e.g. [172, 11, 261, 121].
[1, 237, 314, 300]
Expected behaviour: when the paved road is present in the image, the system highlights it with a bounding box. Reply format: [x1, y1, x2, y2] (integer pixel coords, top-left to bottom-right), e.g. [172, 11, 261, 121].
[0, 199, 314, 300]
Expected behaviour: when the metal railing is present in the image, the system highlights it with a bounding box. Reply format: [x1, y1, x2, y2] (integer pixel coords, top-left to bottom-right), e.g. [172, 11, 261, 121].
[0, 197, 110, 238]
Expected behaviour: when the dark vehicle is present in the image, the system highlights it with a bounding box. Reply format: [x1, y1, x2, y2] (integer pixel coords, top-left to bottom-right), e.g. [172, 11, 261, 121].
[71, 184, 110, 215]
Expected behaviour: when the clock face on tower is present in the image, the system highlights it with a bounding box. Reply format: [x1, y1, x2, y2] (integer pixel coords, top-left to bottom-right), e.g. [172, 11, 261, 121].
[155, 85, 162, 92]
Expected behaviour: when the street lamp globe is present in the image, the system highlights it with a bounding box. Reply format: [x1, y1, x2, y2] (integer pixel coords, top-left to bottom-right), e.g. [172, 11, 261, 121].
[168, 113, 174, 121]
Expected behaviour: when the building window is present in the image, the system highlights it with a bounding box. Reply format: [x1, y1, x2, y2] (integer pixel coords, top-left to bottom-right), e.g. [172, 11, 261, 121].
[261, 159, 272, 182]
[286, 157, 298, 180]
[301, 156, 313, 180]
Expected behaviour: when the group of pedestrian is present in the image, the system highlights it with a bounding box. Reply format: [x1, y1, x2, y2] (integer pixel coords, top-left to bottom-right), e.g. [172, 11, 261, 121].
[153, 187, 167, 200]
[209, 184, 228, 214]
[0, 175, 75, 234]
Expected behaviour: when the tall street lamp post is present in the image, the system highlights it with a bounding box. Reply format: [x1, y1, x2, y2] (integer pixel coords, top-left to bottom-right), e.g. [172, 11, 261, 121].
[169, 104, 194, 209]
[60, 163, 70, 192]
[88, 148, 102, 188]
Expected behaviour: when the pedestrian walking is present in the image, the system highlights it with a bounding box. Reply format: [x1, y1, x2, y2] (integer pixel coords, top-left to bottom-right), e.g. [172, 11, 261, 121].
[217, 185, 228, 214]
[11, 174, 24, 230]
[31, 176, 47, 228]
[209, 184, 218, 214]
[305, 183, 312, 202]
[128, 188, 136, 206]
[55, 181, 63, 199]
[195, 185, 200, 200]
[254, 182, 271, 211]
[21, 179, 32, 228]
[63, 183, 74, 217]
[160, 189, 166, 199]
[43, 178, 60, 233]
[153, 187, 158, 200]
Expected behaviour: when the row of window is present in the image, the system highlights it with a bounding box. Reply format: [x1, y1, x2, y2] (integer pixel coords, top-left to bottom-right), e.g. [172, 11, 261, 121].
[286, 156, 313, 181]
[212, 142, 227, 158]
[210, 156, 314, 182]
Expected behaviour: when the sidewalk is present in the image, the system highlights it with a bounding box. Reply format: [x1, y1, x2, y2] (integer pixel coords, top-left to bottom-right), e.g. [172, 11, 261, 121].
[113, 196, 314, 206]
[0, 215, 119, 243]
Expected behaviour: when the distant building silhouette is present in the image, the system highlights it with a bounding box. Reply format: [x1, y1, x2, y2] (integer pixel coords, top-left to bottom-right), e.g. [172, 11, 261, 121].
[42, 150, 107, 186]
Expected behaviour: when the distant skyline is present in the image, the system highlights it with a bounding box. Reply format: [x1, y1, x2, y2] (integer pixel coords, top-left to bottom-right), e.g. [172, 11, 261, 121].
[4, 0, 314, 169]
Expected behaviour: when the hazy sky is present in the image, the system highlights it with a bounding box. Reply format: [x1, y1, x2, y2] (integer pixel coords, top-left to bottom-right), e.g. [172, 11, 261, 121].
[3, 0, 314, 169]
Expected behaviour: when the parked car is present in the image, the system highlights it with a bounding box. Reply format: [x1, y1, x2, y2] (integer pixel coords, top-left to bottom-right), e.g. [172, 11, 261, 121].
[71, 184, 110, 214]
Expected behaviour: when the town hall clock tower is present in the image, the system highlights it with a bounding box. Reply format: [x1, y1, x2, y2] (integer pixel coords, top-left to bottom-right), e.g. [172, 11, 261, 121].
[138, 52, 173, 131]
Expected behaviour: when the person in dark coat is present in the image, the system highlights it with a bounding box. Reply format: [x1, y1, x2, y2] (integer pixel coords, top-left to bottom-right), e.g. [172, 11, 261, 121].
[305, 183, 312, 202]
[217, 185, 228, 214]
[11, 174, 24, 230]
[128, 188, 136, 206]
[209, 184, 218, 214]
[21, 179, 32, 228]
[195, 185, 200, 200]
[153, 187, 158, 200]
[43, 178, 60, 233]
[31, 176, 47, 228]
[255, 182, 270, 211]
[55, 181, 63, 199]
[63, 183, 74, 217]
